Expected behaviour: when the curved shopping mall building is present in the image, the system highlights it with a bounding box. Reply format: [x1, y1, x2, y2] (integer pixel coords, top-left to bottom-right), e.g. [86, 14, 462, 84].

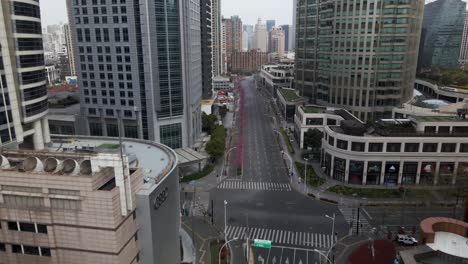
[320, 116, 468, 186]
[0, 0, 49, 149]
[414, 79, 468, 103]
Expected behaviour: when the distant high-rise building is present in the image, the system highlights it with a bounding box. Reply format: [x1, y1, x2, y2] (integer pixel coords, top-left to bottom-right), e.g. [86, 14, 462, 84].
[418, 0, 466, 70]
[63, 23, 76, 76]
[242, 31, 249, 51]
[269, 27, 285, 57]
[291, 0, 297, 51]
[280, 25, 290, 51]
[266, 20, 276, 32]
[460, 12, 468, 65]
[231, 50, 268, 73]
[243, 24, 254, 50]
[200, 0, 213, 99]
[222, 16, 243, 71]
[0, 0, 50, 149]
[221, 18, 227, 74]
[67, 0, 202, 148]
[212, 0, 223, 77]
[254, 18, 268, 52]
[295, 0, 424, 121]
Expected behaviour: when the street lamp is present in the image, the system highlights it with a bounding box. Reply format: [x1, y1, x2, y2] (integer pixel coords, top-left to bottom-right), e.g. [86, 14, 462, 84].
[304, 158, 309, 193]
[224, 200, 228, 243]
[325, 213, 336, 261]
[325, 213, 336, 242]
[219, 237, 239, 264]
[313, 249, 332, 264]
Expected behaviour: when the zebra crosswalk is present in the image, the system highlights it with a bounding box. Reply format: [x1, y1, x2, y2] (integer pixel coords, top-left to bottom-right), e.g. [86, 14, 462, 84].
[218, 180, 291, 191]
[339, 207, 374, 234]
[225, 226, 337, 249]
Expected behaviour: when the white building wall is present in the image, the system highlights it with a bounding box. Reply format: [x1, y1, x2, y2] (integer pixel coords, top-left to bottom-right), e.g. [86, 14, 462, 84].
[254, 18, 268, 52]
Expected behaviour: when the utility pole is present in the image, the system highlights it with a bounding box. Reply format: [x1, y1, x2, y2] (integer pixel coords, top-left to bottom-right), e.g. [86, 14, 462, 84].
[211, 199, 214, 225]
[356, 207, 361, 235]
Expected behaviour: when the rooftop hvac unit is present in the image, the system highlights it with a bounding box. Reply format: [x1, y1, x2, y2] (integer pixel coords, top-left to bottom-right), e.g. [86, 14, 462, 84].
[0, 155, 10, 169]
[44, 158, 63, 173]
[23, 157, 44, 173]
[61, 159, 80, 176]
[80, 160, 92, 175]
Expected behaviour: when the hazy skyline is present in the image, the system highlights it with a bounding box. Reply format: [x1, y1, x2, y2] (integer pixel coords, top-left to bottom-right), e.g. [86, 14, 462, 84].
[39, 0, 294, 26]
[39, 0, 468, 27]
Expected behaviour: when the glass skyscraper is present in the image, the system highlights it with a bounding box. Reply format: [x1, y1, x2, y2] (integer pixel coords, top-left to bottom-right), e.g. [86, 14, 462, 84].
[295, 0, 424, 121]
[418, 0, 466, 70]
[67, 0, 202, 148]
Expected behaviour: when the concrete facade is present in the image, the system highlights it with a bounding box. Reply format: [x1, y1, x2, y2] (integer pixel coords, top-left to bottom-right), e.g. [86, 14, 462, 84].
[0, 136, 181, 264]
[414, 79, 468, 103]
[258, 63, 295, 95]
[230, 50, 268, 74]
[320, 116, 468, 186]
[0, 0, 50, 150]
[222, 16, 243, 72]
[269, 27, 285, 58]
[63, 23, 76, 76]
[254, 18, 268, 52]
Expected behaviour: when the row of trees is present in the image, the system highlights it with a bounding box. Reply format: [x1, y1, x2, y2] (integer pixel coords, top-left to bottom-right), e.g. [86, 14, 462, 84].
[202, 113, 226, 161]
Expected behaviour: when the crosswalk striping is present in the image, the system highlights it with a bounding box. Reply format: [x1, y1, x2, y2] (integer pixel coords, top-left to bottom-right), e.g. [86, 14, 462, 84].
[218, 181, 291, 191]
[339, 207, 373, 234]
[225, 226, 337, 249]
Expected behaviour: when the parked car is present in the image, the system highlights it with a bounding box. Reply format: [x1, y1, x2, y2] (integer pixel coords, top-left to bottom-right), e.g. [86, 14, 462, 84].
[396, 234, 418, 246]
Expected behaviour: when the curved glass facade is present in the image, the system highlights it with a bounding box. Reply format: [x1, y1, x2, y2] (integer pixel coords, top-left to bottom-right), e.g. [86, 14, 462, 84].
[295, 0, 424, 121]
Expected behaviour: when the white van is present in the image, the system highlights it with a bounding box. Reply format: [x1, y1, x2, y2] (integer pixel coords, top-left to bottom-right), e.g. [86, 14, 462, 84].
[396, 234, 418, 246]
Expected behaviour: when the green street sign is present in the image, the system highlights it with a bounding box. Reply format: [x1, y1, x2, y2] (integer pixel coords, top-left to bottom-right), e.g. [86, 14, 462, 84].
[253, 239, 272, 249]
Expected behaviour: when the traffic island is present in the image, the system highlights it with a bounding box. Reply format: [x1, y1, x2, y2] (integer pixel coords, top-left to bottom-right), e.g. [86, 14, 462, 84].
[295, 161, 326, 187]
[327, 185, 434, 200]
[210, 240, 230, 264]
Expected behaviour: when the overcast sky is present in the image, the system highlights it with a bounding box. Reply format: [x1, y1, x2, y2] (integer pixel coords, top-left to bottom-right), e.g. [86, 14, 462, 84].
[39, 0, 467, 26]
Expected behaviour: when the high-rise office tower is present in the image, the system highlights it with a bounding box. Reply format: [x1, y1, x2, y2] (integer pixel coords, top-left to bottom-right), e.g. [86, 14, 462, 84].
[295, 0, 424, 121]
[254, 18, 268, 52]
[243, 24, 254, 50]
[291, 0, 297, 51]
[0, 0, 50, 150]
[221, 18, 227, 74]
[280, 25, 290, 52]
[269, 27, 285, 58]
[212, 0, 223, 77]
[418, 0, 466, 70]
[67, 0, 202, 148]
[63, 23, 76, 76]
[242, 31, 249, 51]
[266, 19, 276, 32]
[222, 15, 243, 71]
[182, 0, 203, 147]
[460, 11, 468, 65]
[200, 0, 213, 99]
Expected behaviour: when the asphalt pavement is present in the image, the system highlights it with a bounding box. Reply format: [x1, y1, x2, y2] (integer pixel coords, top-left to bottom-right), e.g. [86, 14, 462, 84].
[210, 77, 349, 264]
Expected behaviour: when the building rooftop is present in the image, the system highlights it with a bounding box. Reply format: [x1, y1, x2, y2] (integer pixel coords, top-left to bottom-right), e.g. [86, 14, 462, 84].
[213, 76, 230, 81]
[278, 88, 301, 102]
[412, 116, 467, 122]
[302, 105, 324, 114]
[48, 135, 177, 184]
[0, 136, 178, 188]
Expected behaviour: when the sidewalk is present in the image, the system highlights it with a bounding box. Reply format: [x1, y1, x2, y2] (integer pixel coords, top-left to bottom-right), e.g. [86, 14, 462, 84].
[258, 84, 459, 207]
[182, 216, 223, 264]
